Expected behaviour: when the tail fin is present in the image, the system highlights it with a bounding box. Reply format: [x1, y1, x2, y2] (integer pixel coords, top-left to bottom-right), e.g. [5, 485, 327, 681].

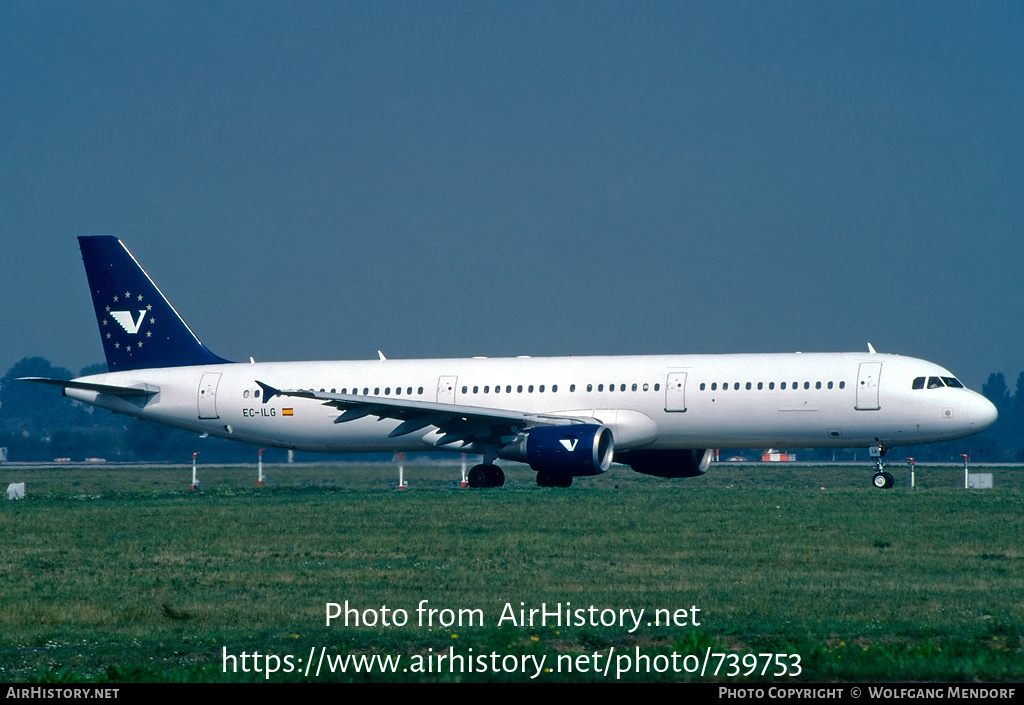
[79, 236, 231, 371]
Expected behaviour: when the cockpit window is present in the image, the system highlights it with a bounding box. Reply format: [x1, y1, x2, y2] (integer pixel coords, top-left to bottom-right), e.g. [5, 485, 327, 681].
[912, 377, 925, 390]
[941, 377, 965, 388]
[927, 377, 944, 389]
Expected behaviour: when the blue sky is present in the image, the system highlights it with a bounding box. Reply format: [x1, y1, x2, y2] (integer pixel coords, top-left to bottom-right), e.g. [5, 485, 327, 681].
[2, 1, 1021, 389]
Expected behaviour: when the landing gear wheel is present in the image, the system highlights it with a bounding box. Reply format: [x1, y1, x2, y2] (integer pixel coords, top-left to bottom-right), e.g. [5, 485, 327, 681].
[872, 472, 895, 489]
[468, 464, 491, 488]
[486, 465, 505, 487]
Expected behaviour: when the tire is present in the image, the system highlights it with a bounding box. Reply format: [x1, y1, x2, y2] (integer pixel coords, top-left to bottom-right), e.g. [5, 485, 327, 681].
[468, 465, 491, 488]
[487, 465, 505, 487]
[872, 473, 887, 489]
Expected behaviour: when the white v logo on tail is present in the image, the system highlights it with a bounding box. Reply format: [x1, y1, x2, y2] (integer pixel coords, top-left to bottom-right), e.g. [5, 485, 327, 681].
[111, 310, 146, 334]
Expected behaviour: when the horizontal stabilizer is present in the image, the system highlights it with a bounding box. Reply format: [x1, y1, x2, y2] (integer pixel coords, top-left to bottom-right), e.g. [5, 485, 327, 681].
[19, 377, 159, 398]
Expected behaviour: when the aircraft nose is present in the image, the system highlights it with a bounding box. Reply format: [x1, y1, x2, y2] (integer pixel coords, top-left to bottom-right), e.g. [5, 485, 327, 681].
[972, 393, 998, 431]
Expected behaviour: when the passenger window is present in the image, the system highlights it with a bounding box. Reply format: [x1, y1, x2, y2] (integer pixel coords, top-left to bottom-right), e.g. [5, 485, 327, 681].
[528, 385, 534, 393]
[552, 385, 558, 392]
[598, 384, 604, 392]
[462, 386, 468, 394]
[734, 383, 740, 390]
[654, 384, 660, 391]
[746, 382, 751, 390]
[517, 385, 523, 393]
[711, 383, 717, 391]
[927, 377, 944, 389]
[569, 384, 575, 392]
[804, 382, 810, 390]
[374, 387, 380, 395]
[643, 383, 649, 391]
[385, 387, 391, 395]
[769, 382, 775, 390]
[757, 382, 763, 390]
[781, 382, 787, 390]
[539, 385, 545, 392]
[418, 387, 424, 395]
[506, 385, 512, 393]
[621, 384, 626, 392]
[587, 384, 593, 392]
[473, 386, 479, 394]
[839, 381, 845, 389]
[912, 377, 925, 390]
[700, 383, 706, 391]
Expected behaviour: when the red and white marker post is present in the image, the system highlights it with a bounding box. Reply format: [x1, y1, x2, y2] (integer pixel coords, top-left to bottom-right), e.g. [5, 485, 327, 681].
[396, 452, 408, 489]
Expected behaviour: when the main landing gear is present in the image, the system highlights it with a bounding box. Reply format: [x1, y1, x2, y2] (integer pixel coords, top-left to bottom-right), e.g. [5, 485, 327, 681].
[467, 464, 505, 488]
[870, 444, 894, 489]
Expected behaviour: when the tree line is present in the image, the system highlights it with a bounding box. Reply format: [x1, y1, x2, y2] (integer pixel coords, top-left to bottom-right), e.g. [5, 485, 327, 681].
[0, 357, 1018, 464]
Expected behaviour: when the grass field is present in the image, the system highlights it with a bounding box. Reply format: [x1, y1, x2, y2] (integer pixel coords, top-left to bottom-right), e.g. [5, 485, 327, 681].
[0, 461, 1021, 682]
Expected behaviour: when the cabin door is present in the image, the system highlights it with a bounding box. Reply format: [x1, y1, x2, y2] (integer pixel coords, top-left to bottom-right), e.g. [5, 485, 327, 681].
[855, 362, 882, 411]
[437, 376, 458, 404]
[665, 372, 687, 412]
[198, 373, 222, 419]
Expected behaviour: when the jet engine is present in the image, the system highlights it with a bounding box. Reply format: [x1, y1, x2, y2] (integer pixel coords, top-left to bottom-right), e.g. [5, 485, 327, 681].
[498, 424, 614, 476]
[617, 448, 712, 478]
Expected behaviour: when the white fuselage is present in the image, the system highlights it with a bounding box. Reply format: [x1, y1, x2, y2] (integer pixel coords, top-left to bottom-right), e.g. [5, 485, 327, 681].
[64, 352, 997, 455]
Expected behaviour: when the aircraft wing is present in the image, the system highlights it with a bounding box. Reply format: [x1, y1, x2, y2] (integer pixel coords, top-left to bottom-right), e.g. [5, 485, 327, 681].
[256, 381, 596, 447]
[19, 377, 159, 399]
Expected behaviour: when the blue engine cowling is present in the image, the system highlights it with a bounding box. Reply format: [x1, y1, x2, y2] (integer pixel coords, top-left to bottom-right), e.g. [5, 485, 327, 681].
[616, 448, 712, 478]
[498, 424, 614, 476]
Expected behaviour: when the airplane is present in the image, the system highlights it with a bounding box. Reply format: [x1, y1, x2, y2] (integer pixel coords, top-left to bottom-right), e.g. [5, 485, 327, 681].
[21, 236, 998, 489]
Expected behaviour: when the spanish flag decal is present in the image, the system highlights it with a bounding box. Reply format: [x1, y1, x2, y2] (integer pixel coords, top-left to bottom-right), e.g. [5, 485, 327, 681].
[282, 408, 294, 416]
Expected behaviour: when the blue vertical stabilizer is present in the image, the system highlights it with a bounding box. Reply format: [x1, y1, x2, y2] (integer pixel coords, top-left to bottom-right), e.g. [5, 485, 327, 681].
[79, 236, 231, 371]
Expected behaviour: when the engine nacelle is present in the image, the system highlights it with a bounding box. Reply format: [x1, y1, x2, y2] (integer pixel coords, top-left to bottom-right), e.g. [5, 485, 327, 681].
[617, 448, 712, 478]
[498, 424, 615, 476]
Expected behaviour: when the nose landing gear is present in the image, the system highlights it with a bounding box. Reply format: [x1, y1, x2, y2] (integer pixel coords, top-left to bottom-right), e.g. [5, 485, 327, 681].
[870, 444, 894, 489]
